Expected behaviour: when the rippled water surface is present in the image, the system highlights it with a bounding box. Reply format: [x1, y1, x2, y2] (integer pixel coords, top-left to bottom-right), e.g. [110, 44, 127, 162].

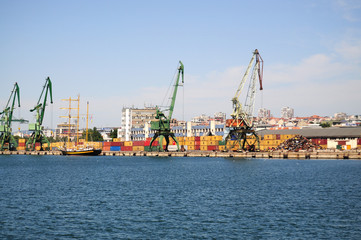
[1, 155, 361, 239]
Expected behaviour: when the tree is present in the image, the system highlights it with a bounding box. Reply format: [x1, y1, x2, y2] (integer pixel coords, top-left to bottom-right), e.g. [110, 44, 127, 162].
[109, 128, 118, 139]
[320, 122, 331, 128]
[82, 127, 103, 141]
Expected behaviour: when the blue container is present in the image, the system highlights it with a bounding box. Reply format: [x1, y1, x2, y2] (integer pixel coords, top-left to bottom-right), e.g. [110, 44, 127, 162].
[110, 146, 121, 151]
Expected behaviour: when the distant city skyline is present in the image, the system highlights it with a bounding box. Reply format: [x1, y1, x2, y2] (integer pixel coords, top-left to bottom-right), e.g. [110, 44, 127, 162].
[1, 0, 360, 129]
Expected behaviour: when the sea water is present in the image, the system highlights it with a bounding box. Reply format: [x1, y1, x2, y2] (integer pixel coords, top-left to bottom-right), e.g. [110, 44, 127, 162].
[1, 155, 360, 239]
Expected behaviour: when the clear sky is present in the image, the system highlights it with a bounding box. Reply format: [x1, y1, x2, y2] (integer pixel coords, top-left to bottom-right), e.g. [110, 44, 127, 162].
[1, 0, 360, 129]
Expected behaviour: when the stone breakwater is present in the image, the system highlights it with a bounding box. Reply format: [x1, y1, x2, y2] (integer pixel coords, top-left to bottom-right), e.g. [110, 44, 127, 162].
[1, 150, 361, 159]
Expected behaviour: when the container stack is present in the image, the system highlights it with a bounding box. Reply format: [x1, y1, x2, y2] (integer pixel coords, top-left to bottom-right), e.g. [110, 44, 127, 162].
[18, 139, 26, 151]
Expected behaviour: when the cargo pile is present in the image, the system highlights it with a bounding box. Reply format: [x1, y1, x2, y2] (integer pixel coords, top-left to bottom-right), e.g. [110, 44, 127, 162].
[274, 135, 322, 151]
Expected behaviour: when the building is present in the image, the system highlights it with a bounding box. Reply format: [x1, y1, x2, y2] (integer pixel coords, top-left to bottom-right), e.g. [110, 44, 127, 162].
[258, 108, 271, 118]
[55, 122, 80, 140]
[120, 107, 157, 141]
[281, 107, 294, 119]
[192, 112, 226, 125]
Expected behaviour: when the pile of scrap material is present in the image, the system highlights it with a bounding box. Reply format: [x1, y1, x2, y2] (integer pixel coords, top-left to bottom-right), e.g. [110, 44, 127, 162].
[275, 135, 322, 151]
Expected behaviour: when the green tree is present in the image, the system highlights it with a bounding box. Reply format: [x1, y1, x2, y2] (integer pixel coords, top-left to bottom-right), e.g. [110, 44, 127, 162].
[109, 128, 118, 139]
[320, 122, 331, 128]
[82, 127, 104, 141]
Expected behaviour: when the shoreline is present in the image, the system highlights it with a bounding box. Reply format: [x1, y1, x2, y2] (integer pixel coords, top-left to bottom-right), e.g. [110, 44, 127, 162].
[1, 150, 361, 159]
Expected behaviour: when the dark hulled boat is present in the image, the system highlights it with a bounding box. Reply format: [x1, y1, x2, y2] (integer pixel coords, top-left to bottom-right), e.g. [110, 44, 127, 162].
[61, 147, 102, 156]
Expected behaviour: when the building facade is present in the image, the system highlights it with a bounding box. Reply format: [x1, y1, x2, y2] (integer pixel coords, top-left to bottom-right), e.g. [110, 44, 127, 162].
[281, 107, 294, 119]
[120, 107, 157, 141]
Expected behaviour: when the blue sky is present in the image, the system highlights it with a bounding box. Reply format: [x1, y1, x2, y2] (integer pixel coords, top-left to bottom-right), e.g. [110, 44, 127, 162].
[1, 0, 360, 129]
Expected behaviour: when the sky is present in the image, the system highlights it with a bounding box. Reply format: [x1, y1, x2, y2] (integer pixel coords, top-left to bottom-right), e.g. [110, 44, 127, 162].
[0, 0, 360, 130]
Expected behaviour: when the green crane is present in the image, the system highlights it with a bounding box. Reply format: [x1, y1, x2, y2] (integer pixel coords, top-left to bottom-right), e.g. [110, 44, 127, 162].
[26, 77, 53, 151]
[149, 61, 184, 151]
[0, 83, 20, 151]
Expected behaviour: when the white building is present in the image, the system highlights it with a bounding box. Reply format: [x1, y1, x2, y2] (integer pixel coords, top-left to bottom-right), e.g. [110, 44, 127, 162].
[258, 108, 271, 118]
[120, 107, 157, 141]
[281, 107, 294, 119]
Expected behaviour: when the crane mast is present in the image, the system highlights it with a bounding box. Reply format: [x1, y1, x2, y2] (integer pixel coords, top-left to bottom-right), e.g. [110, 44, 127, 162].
[0, 83, 21, 151]
[26, 77, 53, 151]
[149, 61, 184, 151]
[224, 49, 263, 151]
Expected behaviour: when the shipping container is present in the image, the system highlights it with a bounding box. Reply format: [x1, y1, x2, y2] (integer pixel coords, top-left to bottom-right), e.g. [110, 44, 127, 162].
[195, 136, 201, 141]
[194, 141, 200, 146]
[207, 145, 218, 151]
[358, 138, 361, 145]
[208, 141, 219, 146]
[187, 145, 195, 150]
[121, 146, 133, 151]
[211, 136, 223, 141]
[200, 141, 208, 146]
[19, 139, 26, 143]
[200, 146, 208, 151]
[110, 146, 121, 151]
[103, 142, 111, 147]
[133, 141, 145, 146]
[103, 146, 111, 151]
[111, 142, 121, 147]
[194, 145, 200, 150]
[218, 140, 226, 145]
[218, 145, 225, 151]
[113, 138, 121, 142]
[133, 146, 144, 151]
[124, 141, 133, 146]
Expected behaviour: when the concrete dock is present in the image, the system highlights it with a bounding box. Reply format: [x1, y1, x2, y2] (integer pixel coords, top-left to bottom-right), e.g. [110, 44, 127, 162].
[1, 150, 360, 159]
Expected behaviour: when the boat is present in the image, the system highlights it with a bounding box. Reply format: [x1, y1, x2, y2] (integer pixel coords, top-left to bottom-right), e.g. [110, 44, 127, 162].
[61, 146, 101, 156]
[61, 97, 102, 156]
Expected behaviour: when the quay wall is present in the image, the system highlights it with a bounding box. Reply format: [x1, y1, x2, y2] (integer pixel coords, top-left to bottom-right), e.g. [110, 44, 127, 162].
[1, 150, 361, 159]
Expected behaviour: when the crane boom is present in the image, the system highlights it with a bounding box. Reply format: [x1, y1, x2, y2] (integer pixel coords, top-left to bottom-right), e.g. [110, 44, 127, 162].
[149, 61, 184, 152]
[27, 77, 53, 151]
[0, 82, 21, 151]
[168, 61, 184, 120]
[224, 49, 264, 152]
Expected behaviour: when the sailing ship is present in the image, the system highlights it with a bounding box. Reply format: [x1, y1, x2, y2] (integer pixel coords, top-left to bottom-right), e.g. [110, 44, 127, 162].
[61, 97, 101, 156]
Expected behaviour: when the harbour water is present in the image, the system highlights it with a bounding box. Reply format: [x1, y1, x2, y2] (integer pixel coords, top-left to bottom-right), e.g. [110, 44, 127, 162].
[1, 155, 360, 239]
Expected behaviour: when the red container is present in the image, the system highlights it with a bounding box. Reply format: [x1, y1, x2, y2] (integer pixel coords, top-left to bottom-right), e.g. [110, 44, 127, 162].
[146, 137, 152, 141]
[195, 141, 200, 146]
[18, 143, 26, 147]
[121, 146, 133, 151]
[133, 141, 145, 146]
[207, 145, 218, 151]
[195, 145, 200, 150]
[276, 134, 281, 140]
[120, 142, 124, 146]
[35, 142, 41, 147]
[144, 141, 151, 146]
[195, 136, 201, 141]
[103, 142, 111, 147]
[111, 142, 121, 147]
[103, 146, 111, 151]
[320, 139, 327, 145]
[358, 138, 361, 145]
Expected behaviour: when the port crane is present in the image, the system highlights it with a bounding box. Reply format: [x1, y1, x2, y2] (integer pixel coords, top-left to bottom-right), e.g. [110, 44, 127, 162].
[149, 61, 184, 151]
[0, 83, 21, 151]
[224, 49, 263, 151]
[26, 77, 53, 151]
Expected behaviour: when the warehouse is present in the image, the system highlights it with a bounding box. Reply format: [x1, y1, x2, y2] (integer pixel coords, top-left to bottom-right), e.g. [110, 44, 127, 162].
[257, 127, 361, 150]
